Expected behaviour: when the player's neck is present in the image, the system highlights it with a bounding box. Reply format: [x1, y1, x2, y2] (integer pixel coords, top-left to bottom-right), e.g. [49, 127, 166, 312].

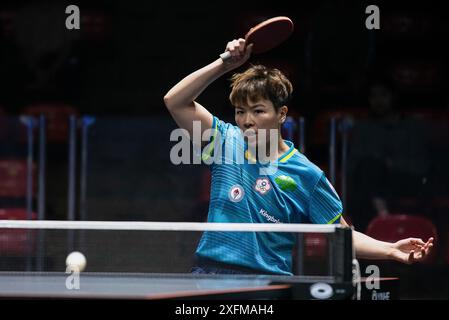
[277, 137, 290, 158]
[258, 138, 290, 162]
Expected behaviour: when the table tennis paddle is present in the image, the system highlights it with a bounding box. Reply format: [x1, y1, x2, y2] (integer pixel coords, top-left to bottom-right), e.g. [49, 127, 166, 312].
[220, 16, 294, 61]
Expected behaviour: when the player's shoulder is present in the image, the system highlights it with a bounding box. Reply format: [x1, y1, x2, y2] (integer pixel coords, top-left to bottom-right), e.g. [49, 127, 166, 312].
[288, 151, 324, 180]
[279, 149, 324, 195]
[212, 116, 240, 137]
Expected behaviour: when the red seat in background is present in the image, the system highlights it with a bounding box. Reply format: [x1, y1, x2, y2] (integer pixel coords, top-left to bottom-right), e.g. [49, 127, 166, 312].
[0, 9, 16, 38]
[81, 10, 111, 43]
[0, 208, 37, 256]
[304, 233, 328, 259]
[366, 214, 438, 263]
[21, 104, 79, 143]
[0, 159, 37, 197]
[0, 208, 36, 220]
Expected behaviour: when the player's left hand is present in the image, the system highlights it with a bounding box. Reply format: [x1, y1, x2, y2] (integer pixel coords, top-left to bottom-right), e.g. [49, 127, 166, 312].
[390, 237, 434, 264]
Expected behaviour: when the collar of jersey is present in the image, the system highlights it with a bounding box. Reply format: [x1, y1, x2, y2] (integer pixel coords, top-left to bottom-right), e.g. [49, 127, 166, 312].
[244, 140, 296, 163]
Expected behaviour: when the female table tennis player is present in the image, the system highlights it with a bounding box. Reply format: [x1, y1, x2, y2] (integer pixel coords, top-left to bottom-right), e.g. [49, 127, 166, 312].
[163, 38, 433, 275]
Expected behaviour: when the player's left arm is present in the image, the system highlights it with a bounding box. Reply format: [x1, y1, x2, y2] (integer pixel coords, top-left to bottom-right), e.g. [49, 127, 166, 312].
[340, 217, 434, 264]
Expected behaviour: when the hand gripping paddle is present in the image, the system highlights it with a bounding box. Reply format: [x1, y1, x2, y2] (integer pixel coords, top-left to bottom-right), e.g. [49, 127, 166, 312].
[220, 16, 294, 61]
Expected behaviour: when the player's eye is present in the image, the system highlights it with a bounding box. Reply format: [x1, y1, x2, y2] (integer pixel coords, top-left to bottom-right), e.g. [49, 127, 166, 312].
[236, 110, 244, 115]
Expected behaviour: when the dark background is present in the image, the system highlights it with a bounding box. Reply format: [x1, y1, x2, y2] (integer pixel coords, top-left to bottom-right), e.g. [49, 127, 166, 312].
[0, 0, 448, 299]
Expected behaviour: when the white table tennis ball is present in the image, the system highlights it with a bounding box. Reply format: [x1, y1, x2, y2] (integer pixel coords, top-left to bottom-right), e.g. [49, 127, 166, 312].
[66, 251, 86, 272]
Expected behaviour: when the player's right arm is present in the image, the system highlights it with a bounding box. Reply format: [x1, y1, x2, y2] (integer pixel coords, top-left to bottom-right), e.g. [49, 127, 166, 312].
[340, 217, 434, 264]
[163, 39, 252, 138]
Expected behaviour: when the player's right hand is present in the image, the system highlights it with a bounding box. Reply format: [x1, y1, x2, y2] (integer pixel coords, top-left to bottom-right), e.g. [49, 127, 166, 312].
[391, 237, 434, 264]
[222, 39, 253, 70]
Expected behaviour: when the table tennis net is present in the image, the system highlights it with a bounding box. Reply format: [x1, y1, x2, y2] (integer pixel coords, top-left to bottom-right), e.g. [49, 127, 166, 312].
[0, 220, 353, 280]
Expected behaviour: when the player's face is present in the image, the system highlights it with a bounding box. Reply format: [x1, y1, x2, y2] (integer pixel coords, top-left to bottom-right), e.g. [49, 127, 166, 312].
[234, 98, 286, 146]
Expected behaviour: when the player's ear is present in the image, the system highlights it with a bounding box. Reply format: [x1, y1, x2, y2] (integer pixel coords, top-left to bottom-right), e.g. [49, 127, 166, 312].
[278, 106, 288, 124]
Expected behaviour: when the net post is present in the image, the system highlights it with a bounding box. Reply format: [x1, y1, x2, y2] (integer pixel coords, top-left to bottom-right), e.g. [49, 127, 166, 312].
[332, 226, 353, 283]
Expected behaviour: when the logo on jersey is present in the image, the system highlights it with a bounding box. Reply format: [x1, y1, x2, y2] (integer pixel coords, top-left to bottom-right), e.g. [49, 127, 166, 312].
[254, 178, 271, 195]
[259, 208, 281, 224]
[228, 184, 245, 202]
[274, 175, 297, 192]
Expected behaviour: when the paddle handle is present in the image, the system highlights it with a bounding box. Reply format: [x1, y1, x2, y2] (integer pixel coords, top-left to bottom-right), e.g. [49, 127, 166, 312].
[219, 51, 232, 61]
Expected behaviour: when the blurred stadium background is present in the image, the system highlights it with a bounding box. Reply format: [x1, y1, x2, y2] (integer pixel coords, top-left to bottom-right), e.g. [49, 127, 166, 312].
[0, 0, 448, 299]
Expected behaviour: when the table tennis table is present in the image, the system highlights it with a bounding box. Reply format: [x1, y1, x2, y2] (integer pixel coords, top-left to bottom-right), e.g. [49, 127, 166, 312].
[0, 272, 355, 300]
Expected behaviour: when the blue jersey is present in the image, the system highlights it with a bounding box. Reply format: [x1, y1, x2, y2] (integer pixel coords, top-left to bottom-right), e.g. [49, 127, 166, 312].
[196, 116, 343, 275]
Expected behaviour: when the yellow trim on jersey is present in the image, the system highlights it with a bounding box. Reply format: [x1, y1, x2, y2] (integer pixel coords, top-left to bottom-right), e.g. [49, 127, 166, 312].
[245, 150, 257, 163]
[279, 148, 297, 163]
[201, 118, 218, 162]
[327, 212, 342, 224]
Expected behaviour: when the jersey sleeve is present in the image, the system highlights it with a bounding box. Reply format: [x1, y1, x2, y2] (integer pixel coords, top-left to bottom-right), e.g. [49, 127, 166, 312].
[308, 173, 343, 224]
[201, 115, 235, 164]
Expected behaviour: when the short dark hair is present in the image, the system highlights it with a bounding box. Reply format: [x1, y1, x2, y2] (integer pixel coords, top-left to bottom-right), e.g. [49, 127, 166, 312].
[229, 65, 293, 110]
